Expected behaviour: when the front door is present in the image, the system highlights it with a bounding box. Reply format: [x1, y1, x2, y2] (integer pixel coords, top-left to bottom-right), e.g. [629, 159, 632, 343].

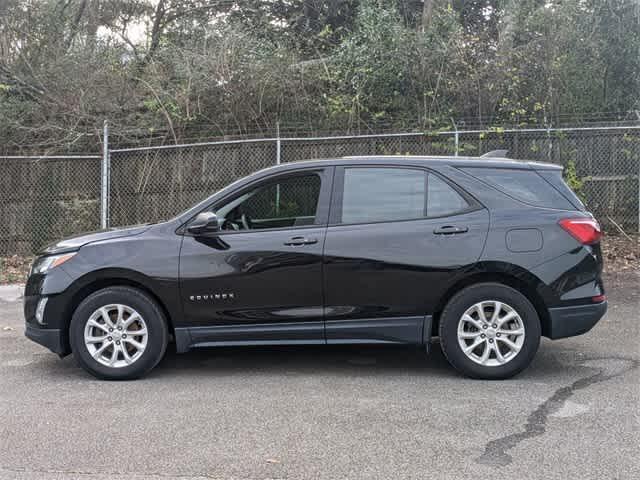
[323, 165, 489, 344]
[179, 167, 333, 346]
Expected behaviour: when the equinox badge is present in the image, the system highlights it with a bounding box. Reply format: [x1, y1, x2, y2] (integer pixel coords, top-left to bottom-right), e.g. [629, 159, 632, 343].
[189, 293, 235, 301]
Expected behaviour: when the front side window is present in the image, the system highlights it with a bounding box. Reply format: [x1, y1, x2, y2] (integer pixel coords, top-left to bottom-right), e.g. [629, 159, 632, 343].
[216, 173, 321, 230]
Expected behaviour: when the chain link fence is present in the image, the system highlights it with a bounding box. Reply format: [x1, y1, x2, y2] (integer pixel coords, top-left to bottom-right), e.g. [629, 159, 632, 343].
[0, 155, 101, 255]
[1, 126, 639, 255]
[108, 140, 276, 228]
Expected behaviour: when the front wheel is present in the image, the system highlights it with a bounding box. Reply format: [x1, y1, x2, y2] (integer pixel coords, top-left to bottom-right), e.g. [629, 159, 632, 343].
[69, 286, 168, 380]
[439, 283, 541, 380]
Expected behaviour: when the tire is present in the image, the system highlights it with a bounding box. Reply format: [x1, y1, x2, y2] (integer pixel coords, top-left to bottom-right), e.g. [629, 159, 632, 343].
[439, 283, 541, 380]
[69, 286, 168, 380]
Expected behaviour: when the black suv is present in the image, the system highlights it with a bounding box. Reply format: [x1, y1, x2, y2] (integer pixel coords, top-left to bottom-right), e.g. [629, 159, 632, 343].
[24, 155, 606, 380]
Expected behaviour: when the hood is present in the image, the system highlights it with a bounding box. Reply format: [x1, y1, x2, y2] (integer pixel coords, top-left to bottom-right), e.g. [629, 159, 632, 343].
[41, 225, 152, 255]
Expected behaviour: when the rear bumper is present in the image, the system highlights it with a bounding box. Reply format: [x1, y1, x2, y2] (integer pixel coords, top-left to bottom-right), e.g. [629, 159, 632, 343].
[547, 301, 607, 339]
[25, 324, 68, 356]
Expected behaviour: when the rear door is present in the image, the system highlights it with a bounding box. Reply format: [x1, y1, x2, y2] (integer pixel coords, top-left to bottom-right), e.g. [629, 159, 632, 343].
[323, 165, 489, 344]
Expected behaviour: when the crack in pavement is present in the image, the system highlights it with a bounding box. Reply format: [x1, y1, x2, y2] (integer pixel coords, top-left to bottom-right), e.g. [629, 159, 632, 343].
[476, 356, 640, 467]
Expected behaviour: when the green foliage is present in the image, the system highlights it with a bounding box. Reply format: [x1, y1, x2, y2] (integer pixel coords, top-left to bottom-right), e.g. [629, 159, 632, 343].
[328, 1, 413, 126]
[0, 0, 638, 152]
[563, 159, 585, 201]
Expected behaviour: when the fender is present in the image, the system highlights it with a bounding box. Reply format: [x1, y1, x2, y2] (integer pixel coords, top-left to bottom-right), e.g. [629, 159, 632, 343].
[466, 261, 558, 304]
[42, 267, 182, 334]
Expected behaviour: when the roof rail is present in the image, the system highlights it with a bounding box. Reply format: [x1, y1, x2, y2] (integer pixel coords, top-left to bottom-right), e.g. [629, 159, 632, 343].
[480, 150, 509, 158]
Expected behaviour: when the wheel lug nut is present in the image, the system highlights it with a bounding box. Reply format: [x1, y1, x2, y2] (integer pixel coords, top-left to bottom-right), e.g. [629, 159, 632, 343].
[481, 334, 486, 338]
[116, 341, 121, 345]
[496, 333, 501, 337]
[483, 324, 488, 329]
[118, 326, 122, 331]
[108, 336, 112, 341]
[109, 328, 113, 332]
[492, 324, 497, 328]
[489, 338, 494, 343]
[122, 334, 127, 338]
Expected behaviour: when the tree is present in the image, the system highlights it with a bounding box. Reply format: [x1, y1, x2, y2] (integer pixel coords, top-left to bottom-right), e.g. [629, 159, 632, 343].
[0, 0, 638, 153]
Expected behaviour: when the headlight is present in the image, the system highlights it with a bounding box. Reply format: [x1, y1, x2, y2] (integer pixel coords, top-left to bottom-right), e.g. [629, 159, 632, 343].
[31, 252, 77, 275]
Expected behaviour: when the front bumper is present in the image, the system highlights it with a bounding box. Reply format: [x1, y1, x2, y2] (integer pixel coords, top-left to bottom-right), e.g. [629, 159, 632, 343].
[24, 279, 71, 356]
[25, 324, 68, 355]
[24, 272, 73, 356]
[547, 301, 607, 339]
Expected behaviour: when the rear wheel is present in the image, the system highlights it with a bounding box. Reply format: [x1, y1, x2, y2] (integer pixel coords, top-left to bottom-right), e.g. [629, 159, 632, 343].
[439, 283, 541, 379]
[69, 286, 168, 380]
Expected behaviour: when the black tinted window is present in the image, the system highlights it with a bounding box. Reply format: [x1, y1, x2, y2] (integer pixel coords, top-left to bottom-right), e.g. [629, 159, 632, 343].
[538, 170, 585, 210]
[341, 168, 426, 223]
[427, 174, 469, 216]
[218, 174, 321, 230]
[462, 167, 574, 209]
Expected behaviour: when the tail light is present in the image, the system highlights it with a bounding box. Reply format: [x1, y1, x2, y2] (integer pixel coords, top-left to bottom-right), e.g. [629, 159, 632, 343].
[559, 218, 602, 245]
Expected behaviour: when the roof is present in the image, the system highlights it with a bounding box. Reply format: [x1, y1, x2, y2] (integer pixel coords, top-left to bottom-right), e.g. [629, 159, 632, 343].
[275, 155, 563, 171]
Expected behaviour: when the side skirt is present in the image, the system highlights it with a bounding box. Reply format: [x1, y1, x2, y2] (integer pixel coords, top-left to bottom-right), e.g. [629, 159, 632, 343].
[174, 321, 324, 353]
[174, 316, 433, 353]
[325, 316, 430, 346]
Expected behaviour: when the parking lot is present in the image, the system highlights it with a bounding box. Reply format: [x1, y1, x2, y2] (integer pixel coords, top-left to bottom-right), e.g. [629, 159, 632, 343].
[0, 272, 638, 480]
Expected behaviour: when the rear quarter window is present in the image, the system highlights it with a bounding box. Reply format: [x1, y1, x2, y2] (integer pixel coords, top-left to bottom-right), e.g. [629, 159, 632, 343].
[537, 170, 585, 210]
[427, 174, 469, 216]
[461, 167, 575, 210]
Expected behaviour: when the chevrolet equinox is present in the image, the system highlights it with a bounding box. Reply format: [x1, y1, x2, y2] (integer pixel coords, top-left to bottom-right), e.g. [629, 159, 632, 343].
[24, 155, 607, 380]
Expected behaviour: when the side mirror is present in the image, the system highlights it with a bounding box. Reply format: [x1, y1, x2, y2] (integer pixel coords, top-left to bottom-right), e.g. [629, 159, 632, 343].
[187, 212, 220, 235]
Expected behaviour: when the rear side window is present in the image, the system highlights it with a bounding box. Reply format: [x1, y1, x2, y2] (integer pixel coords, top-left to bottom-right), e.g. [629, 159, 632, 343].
[339, 168, 471, 224]
[342, 168, 426, 223]
[462, 167, 574, 209]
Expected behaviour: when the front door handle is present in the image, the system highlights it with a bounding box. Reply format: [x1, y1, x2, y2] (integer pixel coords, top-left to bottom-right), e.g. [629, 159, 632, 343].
[284, 236, 318, 246]
[433, 225, 469, 235]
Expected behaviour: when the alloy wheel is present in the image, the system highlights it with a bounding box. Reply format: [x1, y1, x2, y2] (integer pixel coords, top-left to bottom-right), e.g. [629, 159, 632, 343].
[457, 300, 526, 367]
[84, 304, 148, 368]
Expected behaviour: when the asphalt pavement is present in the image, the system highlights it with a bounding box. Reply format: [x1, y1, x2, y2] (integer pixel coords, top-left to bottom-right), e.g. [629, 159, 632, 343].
[0, 273, 638, 479]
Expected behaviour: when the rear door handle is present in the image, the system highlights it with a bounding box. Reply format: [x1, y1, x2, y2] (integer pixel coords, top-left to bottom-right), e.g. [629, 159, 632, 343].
[284, 236, 318, 246]
[433, 225, 469, 235]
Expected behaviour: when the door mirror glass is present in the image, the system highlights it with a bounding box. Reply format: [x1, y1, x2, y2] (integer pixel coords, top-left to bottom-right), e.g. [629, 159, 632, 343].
[187, 212, 220, 235]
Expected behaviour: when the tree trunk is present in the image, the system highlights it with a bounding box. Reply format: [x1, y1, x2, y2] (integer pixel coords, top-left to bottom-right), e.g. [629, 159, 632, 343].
[422, 0, 435, 31]
[145, 0, 166, 65]
[497, 0, 517, 54]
